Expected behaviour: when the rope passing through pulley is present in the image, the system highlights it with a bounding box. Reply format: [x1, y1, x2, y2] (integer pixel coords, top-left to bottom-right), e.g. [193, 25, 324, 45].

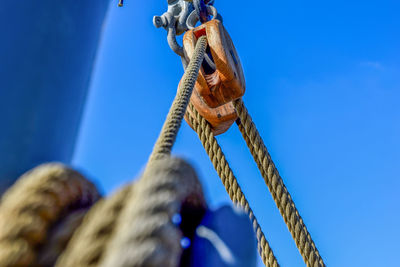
[146, 0, 326, 266]
[182, 18, 245, 135]
[0, 1, 325, 267]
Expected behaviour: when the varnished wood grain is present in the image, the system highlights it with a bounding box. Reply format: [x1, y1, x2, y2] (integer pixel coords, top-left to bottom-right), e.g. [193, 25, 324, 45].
[183, 19, 245, 108]
[184, 88, 236, 135]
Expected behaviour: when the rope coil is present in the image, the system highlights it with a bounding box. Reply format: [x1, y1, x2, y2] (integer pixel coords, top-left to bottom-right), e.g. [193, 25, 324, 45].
[36, 209, 89, 266]
[99, 158, 206, 267]
[0, 163, 100, 267]
[56, 186, 131, 267]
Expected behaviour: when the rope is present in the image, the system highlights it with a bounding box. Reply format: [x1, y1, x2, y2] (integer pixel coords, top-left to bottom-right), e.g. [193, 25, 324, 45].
[99, 157, 206, 267]
[36, 209, 89, 266]
[186, 103, 280, 267]
[0, 163, 100, 267]
[149, 35, 207, 162]
[234, 98, 325, 267]
[56, 186, 131, 267]
[60, 36, 208, 267]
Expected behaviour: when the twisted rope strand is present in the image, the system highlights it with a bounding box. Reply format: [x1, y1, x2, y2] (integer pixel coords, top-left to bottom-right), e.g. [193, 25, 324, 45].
[36, 209, 89, 266]
[234, 98, 325, 267]
[149, 35, 207, 162]
[0, 164, 100, 267]
[99, 158, 206, 267]
[186, 103, 280, 267]
[56, 186, 131, 267]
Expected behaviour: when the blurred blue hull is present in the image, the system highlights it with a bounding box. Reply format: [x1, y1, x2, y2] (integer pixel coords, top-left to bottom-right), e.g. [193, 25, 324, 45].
[0, 0, 110, 193]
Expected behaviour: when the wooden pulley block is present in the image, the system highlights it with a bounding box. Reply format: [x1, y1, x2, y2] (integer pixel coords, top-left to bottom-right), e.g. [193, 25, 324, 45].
[183, 19, 245, 108]
[184, 86, 237, 136]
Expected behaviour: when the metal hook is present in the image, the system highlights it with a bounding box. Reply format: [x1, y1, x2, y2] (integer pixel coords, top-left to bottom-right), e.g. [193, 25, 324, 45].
[153, 0, 219, 59]
[167, 17, 185, 57]
[153, 0, 194, 57]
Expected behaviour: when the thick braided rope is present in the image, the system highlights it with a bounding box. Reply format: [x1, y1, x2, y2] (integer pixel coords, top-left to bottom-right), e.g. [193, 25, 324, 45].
[0, 163, 100, 267]
[234, 98, 325, 267]
[36, 209, 89, 266]
[186, 103, 279, 267]
[99, 157, 206, 267]
[149, 35, 207, 162]
[56, 186, 131, 267]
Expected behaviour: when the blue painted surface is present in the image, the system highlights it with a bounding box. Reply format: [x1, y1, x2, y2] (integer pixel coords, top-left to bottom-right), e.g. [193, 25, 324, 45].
[191, 205, 257, 267]
[0, 0, 110, 193]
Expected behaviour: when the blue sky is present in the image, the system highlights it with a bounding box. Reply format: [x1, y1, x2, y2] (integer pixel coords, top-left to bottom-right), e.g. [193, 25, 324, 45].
[73, 1, 400, 266]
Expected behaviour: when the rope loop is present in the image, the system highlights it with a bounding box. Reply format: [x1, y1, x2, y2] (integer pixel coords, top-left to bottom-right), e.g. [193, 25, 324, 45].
[0, 163, 100, 267]
[99, 158, 206, 267]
